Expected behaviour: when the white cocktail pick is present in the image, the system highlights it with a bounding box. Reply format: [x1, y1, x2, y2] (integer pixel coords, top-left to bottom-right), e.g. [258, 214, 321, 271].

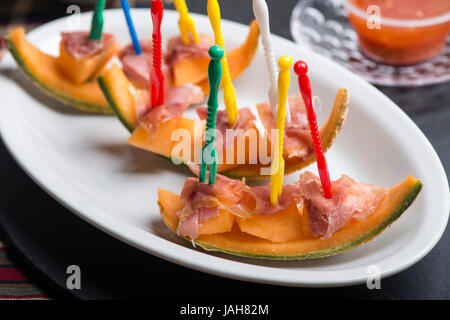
[253, 0, 291, 122]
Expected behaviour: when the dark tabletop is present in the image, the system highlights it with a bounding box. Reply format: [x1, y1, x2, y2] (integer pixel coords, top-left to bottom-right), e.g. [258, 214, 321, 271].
[0, 0, 449, 300]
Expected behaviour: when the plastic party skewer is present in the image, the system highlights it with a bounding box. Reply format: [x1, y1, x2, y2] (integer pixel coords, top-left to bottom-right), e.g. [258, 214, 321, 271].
[252, 0, 291, 121]
[207, 0, 238, 126]
[174, 0, 200, 45]
[150, 0, 165, 109]
[294, 60, 332, 199]
[90, 0, 106, 40]
[120, 0, 142, 54]
[270, 55, 292, 205]
[199, 45, 224, 185]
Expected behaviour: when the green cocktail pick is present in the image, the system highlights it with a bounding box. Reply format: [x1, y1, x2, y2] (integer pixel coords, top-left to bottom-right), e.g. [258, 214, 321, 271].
[199, 45, 224, 185]
[90, 0, 106, 40]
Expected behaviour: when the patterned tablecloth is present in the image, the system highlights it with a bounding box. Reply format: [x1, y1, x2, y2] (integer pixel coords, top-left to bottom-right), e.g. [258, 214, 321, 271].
[0, 237, 48, 300]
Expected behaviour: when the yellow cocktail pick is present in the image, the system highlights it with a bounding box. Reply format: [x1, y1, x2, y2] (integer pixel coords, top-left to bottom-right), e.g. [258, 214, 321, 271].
[270, 55, 292, 206]
[207, 0, 238, 126]
[174, 0, 200, 44]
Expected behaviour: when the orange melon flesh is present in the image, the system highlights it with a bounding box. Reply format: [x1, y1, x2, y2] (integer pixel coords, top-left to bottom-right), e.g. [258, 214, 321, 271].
[236, 205, 305, 243]
[199, 210, 235, 235]
[180, 20, 261, 94]
[6, 27, 114, 113]
[127, 115, 205, 164]
[173, 56, 210, 87]
[128, 118, 181, 160]
[56, 39, 120, 84]
[158, 175, 422, 259]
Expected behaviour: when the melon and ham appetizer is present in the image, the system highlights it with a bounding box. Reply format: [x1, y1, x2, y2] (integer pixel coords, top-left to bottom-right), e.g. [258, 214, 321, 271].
[216, 89, 349, 178]
[116, 34, 212, 90]
[115, 21, 258, 93]
[6, 28, 120, 113]
[56, 32, 119, 84]
[99, 56, 349, 179]
[99, 20, 260, 131]
[158, 168, 422, 260]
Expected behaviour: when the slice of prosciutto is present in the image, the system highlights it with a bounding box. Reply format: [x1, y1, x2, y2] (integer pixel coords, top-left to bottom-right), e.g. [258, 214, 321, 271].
[196, 107, 257, 154]
[228, 183, 302, 217]
[119, 34, 212, 87]
[118, 40, 171, 87]
[176, 165, 301, 239]
[166, 34, 214, 67]
[61, 32, 117, 60]
[175, 167, 387, 241]
[137, 84, 204, 137]
[176, 166, 246, 239]
[296, 172, 387, 239]
[257, 93, 313, 159]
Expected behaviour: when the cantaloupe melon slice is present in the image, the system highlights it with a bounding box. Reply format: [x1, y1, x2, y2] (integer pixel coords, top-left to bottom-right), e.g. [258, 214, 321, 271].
[6, 27, 118, 113]
[98, 62, 348, 179]
[173, 20, 260, 94]
[56, 40, 119, 85]
[158, 175, 422, 260]
[99, 20, 260, 129]
[98, 64, 136, 130]
[222, 89, 349, 179]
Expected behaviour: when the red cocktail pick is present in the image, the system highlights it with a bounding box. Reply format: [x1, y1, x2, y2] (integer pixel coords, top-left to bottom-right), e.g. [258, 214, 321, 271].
[294, 60, 332, 199]
[150, 0, 165, 108]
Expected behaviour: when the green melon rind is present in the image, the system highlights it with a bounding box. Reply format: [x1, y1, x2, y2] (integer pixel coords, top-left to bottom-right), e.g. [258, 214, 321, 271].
[165, 180, 422, 260]
[222, 89, 349, 180]
[5, 33, 113, 114]
[97, 75, 135, 132]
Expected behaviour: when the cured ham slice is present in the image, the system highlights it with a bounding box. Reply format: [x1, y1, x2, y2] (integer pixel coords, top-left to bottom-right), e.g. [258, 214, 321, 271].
[61, 32, 117, 59]
[118, 40, 171, 88]
[166, 34, 213, 67]
[119, 34, 213, 88]
[137, 84, 204, 134]
[228, 184, 302, 217]
[257, 93, 313, 159]
[175, 167, 387, 241]
[196, 107, 257, 153]
[296, 172, 387, 239]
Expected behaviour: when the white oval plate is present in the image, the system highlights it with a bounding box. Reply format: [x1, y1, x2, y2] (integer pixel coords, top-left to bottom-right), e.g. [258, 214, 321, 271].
[0, 9, 448, 287]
